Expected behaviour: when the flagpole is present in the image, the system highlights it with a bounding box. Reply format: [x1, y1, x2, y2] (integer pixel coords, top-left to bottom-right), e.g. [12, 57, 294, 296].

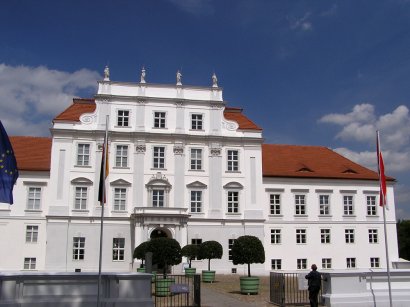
[97, 115, 109, 307]
[377, 131, 393, 307]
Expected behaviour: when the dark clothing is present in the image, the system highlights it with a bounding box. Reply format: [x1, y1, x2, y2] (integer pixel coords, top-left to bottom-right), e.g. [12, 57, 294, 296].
[305, 270, 321, 307]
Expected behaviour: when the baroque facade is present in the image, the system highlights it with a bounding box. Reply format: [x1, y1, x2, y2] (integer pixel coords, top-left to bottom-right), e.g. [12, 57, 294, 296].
[0, 72, 399, 274]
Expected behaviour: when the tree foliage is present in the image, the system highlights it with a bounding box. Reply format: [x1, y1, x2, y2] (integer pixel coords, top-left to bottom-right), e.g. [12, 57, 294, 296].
[198, 240, 223, 271]
[397, 220, 410, 261]
[147, 237, 182, 278]
[133, 241, 150, 266]
[232, 235, 265, 277]
[181, 244, 199, 268]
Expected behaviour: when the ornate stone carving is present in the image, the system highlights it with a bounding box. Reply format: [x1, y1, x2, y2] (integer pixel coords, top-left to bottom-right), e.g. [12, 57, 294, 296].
[222, 119, 239, 131]
[210, 147, 221, 156]
[173, 145, 184, 155]
[80, 113, 96, 125]
[135, 144, 146, 153]
[211, 103, 223, 110]
[175, 100, 184, 108]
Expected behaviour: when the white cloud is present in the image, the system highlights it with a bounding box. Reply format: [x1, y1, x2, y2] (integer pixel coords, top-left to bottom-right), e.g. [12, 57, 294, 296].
[166, 0, 214, 16]
[0, 63, 100, 136]
[289, 12, 313, 32]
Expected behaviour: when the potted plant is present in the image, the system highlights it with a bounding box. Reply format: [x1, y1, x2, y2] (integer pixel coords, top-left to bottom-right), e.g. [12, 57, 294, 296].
[147, 237, 182, 296]
[133, 241, 149, 272]
[198, 240, 223, 283]
[181, 244, 199, 276]
[231, 235, 265, 294]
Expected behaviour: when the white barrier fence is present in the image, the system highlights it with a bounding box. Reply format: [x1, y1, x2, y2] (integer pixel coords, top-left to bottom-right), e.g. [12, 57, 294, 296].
[322, 270, 410, 307]
[0, 272, 154, 307]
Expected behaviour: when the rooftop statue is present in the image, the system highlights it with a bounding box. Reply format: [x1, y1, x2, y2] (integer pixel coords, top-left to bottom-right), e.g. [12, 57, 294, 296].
[104, 65, 110, 81]
[140, 67, 146, 83]
[176, 70, 182, 85]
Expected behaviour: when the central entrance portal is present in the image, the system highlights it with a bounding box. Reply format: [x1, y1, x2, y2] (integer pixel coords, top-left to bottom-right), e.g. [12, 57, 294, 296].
[150, 227, 171, 239]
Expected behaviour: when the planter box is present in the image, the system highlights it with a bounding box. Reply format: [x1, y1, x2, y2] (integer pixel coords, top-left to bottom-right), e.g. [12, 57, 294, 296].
[240, 276, 260, 295]
[184, 267, 196, 277]
[155, 278, 175, 297]
[202, 270, 215, 283]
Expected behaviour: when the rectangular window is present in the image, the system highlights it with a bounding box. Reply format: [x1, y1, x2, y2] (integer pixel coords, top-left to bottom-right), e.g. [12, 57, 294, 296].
[23, 257, 36, 270]
[77, 144, 90, 166]
[346, 257, 356, 268]
[367, 196, 377, 216]
[113, 238, 125, 261]
[296, 229, 306, 244]
[369, 229, 378, 243]
[152, 190, 165, 207]
[270, 194, 281, 215]
[297, 258, 307, 270]
[271, 259, 282, 270]
[295, 195, 306, 215]
[191, 114, 203, 130]
[322, 258, 332, 269]
[321, 229, 331, 244]
[117, 110, 129, 127]
[73, 237, 85, 260]
[190, 191, 202, 213]
[227, 150, 239, 171]
[191, 238, 202, 260]
[227, 191, 239, 213]
[343, 195, 354, 215]
[319, 195, 330, 215]
[27, 187, 41, 210]
[228, 239, 236, 261]
[74, 187, 88, 210]
[115, 145, 128, 168]
[370, 257, 380, 268]
[26, 225, 38, 243]
[271, 229, 281, 244]
[345, 229, 355, 243]
[153, 146, 165, 169]
[190, 148, 202, 170]
[154, 112, 166, 128]
[114, 188, 127, 211]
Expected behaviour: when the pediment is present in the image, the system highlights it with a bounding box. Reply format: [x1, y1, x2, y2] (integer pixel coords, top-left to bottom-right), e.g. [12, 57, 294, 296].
[186, 181, 207, 189]
[110, 179, 131, 186]
[223, 181, 244, 189]
[71, 177, 93, 185]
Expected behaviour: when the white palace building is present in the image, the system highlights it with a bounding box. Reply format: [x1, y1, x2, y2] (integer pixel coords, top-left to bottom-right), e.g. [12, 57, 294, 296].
[0, 69, 399, 275]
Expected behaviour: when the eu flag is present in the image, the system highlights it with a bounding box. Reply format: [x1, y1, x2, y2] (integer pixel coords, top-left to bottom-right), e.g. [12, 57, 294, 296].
[0, 121, 19, 204]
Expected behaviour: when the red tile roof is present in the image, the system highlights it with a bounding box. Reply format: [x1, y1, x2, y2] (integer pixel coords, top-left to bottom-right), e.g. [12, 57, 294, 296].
[224, 107, 262, 131]
[262, 144, 393, 181]
[10, 136, 51, 171]
[53, 98, 96, 122]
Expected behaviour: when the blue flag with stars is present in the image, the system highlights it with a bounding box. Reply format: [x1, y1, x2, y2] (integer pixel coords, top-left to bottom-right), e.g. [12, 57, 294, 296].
[0, 121, 19, 204]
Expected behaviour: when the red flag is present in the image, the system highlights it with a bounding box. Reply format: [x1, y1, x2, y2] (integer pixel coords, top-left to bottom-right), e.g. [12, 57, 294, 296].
[98, 141, 109, 203]
[377, 132, 387, 207]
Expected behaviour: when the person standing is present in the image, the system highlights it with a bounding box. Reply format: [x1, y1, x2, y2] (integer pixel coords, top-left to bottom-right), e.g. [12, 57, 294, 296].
[305, 264, 321, 307]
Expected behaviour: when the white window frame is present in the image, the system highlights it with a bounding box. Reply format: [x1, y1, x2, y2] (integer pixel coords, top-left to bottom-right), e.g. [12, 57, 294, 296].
[345, 229, 355, 243]
[23, 257, 36, 270]
[321, 228, 331, 244]
[228, 239, 236, 261]
[295, 194, 306, 215]
[152, 189, 165, 207]
[113, 188, 127, 211]
[271, 229, 281, 244]
[227, 190, 239, 213]
[77, 143, 90, 166]
[271, 259, 282, 270]
[370, 257, 380, 268]
[319, 194, 330, 215]
[26, 225, 38, 243]
[115, 145, 128, 168]
[343, 195, 354, 215]
[27, 187, 42, 210]
[227, 150, 239, 172]
[270, 194, 281, 215]
[346, 257, 356, 268]
[322, 258, 332, 269]
[191, 113, 203, 130]
[153, 111, 166, 128]
[113, 238, 125, 261]
[117, 110, 130, 127]
[74, 186, 88, 210]
[296, 229, 307, 244]
[190, 190, 202, 213]
[73, 237, 85, 260]
[366, 195, 377, 216]
[153, 146, 165, 169]
[190, 148, 202, 170]
[297, 258, 307, 270]
[369, 229, 378, 243]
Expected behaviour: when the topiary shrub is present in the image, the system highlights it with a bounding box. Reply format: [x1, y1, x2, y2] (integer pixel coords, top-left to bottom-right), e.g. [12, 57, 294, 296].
[133, 241, 150, 268]
[198, 240, 223, 271]
[181, 244, 199, 268]
[147, 237, 182, 278]
[232, 235, 265, 277]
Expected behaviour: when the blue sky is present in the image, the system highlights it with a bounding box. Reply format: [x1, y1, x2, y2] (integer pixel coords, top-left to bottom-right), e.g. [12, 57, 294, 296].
[1, 0, 409, 218]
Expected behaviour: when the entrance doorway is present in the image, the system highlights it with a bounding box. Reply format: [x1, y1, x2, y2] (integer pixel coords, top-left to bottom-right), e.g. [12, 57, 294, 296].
[150, 227, 171, 239]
